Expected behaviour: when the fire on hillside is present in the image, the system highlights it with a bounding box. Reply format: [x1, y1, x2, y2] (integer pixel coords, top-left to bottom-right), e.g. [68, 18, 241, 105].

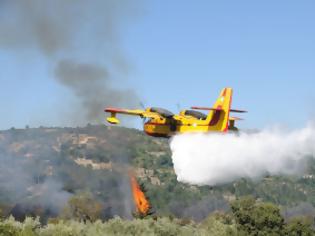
[129, 172, 152, 218]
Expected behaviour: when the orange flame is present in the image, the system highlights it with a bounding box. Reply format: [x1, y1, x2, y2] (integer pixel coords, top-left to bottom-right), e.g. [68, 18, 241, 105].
[129, 173, 150, 216]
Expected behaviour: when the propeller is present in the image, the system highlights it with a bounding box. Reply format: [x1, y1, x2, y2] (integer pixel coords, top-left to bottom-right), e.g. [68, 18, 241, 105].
[139, 101, 146, 110]
[176, 103, 181, 112]
[139, 101, 147, 125]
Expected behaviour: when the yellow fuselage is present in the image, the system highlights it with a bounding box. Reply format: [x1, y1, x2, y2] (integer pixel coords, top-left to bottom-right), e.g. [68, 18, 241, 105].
[143, 114, 225, 137]
[105, 87, 237, 137]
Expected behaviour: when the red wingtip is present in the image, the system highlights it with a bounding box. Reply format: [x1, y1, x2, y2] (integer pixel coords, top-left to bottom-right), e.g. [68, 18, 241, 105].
[105, 107, 125, 113]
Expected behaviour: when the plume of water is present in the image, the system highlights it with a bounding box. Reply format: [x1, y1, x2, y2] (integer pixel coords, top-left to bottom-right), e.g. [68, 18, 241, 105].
[170, 124, 315, 186]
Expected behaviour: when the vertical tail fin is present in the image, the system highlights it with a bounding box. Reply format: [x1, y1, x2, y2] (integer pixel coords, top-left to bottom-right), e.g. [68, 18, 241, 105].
[206, 88, 233, 132]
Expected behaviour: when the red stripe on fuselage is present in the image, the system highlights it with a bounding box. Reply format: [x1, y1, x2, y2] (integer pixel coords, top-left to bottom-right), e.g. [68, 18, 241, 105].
[144, 130, 169, 138]
[223, 90, 233, 132]
[145, 122, 211, 127]
[209, 105, 222, 126]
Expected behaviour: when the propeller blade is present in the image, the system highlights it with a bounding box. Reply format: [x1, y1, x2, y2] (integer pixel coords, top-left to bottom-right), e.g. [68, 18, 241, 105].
[139, 102, 146, 110]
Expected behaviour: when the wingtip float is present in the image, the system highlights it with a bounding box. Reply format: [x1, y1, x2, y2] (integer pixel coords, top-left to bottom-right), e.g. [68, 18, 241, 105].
[105, 87, 247, 137]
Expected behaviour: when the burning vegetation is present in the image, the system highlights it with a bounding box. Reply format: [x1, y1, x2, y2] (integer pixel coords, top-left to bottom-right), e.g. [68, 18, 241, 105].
[129, 173, 152, 218]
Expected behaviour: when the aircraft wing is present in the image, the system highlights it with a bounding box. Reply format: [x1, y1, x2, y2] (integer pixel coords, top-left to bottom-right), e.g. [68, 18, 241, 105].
[105, 107, 161, 124]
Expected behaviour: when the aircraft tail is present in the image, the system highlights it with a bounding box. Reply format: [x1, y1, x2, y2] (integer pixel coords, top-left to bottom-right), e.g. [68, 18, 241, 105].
[206, 88, 233, 132]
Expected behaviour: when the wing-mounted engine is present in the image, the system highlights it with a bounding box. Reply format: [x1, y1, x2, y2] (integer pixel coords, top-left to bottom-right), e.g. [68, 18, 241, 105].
[149, 107, 174, 118]
[182, 110, 207, 120]
[149, 107, 177, 131]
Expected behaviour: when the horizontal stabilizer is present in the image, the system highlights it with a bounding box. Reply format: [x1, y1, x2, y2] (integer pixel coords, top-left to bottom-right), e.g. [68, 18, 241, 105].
[191, 106, 222, 111]
[191, 106, 247, 113]
[230, 109, 247, 113]
[229, 116, 243, 121]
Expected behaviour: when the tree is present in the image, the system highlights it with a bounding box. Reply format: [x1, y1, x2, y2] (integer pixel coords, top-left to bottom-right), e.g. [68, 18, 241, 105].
[284, 217, 315, 236]
[61, 192, 103, 222]
[231, 196, 284, 235]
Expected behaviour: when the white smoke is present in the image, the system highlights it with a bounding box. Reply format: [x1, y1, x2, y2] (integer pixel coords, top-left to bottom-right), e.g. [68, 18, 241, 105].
[170, 124, 315, 186]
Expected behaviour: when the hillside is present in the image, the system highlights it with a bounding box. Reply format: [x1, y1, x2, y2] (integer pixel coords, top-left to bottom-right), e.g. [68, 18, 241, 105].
[0, 125, 315, 224]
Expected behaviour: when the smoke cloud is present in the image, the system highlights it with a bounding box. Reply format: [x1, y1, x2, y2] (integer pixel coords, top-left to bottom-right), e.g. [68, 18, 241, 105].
[0, 148, 71, 219]
[169, 195, 229, 222]
[170, 124, 315, 186]
[55, 60, 138, 122]
[0, 0, 138, 54]
[0, 0, 141, 123]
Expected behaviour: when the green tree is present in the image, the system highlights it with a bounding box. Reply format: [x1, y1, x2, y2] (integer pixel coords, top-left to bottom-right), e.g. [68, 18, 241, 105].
[284, 217, 315, 236]
[231, 196, 284, 235]
[61, 192, 103, 222]
[201, 212, 237, 236]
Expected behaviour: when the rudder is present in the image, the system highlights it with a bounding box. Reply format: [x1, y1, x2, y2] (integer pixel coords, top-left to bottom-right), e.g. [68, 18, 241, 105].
[206, 88, 233, 132]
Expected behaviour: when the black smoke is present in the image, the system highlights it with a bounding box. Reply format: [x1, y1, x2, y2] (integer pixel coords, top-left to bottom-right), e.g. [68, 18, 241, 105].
[0, 0, 142, 124]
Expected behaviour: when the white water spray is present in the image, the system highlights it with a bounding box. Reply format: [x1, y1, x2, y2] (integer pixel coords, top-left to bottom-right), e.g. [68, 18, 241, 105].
[170, 124, 315, 186]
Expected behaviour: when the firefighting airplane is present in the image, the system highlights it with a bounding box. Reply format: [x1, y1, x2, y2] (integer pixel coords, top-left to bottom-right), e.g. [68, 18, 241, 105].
[105, 87, 246, 138]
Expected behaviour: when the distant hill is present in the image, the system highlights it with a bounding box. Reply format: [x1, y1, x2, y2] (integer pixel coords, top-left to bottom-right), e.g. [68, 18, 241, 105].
[0, 125, 315, 222]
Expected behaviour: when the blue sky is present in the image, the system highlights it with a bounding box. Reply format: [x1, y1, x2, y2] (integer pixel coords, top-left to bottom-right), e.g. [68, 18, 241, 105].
[0, 1, 314, 130]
